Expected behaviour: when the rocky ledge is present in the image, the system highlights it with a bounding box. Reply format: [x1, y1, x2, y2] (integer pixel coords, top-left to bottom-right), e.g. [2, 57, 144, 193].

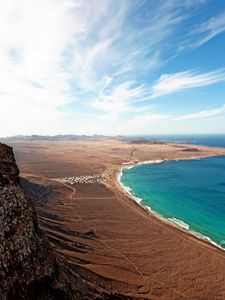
[0, 143, 131, 300]
[0, 143, 71, 300]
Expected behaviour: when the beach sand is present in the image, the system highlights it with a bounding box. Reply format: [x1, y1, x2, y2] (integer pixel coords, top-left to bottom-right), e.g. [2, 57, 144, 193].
[8, 139, 225, 299]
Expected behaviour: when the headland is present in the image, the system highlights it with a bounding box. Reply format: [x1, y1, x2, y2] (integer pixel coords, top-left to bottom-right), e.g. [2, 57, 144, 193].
[6, 138, 225, 299]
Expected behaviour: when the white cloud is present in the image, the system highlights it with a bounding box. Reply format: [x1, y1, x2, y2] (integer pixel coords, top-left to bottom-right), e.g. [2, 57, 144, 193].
[173, 104, 225, 121]
[191, 11, 225, 47]
[0, 0, 223, 136]
[151, 69, 225, 98]
[70, 0, 191, 93]
[0, 0, 123, 135]
[111, 104, 225, 135]
[1, 0, 188, 136]
[91, 81, 146, 114]
[134, 114, 171, 123]
[42, 104, 225, 136]
[0, 0, 82, 135]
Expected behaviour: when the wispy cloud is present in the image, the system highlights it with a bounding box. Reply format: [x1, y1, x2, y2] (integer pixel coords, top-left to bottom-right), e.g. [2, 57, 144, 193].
[71, 0, 195, 93]
[191, 11, 225, 47]
[0, 0, 224, 136]
[133, 114, 171, 123]
[91, 81, 147, 114]
[132, 104, 225, 124]
[150, 69, 225, 98]
[173, 104, 225, 121]
[0, 0, 195, 135]
[119, 104, 225, 134]
[0, 0, 81, 135]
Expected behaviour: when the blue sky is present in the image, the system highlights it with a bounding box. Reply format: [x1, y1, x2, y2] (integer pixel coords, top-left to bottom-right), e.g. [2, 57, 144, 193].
[0, 0, 225, 136]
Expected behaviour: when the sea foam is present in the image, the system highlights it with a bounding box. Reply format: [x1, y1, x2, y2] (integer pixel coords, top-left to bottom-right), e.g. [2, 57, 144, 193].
[118, 156, 225, 252]
[167, 217, 189, 230]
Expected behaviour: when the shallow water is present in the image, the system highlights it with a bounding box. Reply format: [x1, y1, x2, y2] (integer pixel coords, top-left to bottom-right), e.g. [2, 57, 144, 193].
[121, 156, 225, 248]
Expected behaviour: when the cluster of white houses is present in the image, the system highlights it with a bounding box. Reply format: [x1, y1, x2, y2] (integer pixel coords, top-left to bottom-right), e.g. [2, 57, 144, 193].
[51, 173, 108, 184]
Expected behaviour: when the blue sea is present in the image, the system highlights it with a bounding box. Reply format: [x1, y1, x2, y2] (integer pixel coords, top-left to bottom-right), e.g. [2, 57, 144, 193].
[142, 134, 225, 148]
[120, 135, 225, 249]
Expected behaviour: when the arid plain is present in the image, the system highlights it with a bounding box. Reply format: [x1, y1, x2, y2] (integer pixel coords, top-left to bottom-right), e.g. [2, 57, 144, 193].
[7, 139, 225, 299]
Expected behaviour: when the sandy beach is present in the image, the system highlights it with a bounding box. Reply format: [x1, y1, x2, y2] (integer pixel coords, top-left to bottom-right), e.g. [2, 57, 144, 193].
[8, 139, 225, 299]
[117, 158, 225, 252]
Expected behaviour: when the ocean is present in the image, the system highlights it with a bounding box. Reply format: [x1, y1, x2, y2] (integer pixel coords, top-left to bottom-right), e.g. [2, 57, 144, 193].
[142, 134, 225, 148]
[120, 135, 225, 249]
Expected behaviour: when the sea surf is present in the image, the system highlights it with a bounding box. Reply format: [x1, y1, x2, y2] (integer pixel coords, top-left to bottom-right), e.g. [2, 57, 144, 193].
[119, 155, 225, 250]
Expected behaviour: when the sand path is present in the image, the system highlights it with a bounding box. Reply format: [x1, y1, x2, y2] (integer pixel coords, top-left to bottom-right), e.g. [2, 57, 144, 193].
[57, 178, 189, 299]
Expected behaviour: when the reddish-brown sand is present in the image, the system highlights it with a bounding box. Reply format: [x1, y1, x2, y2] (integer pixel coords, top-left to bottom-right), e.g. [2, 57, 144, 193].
[8, 140, 225, 299]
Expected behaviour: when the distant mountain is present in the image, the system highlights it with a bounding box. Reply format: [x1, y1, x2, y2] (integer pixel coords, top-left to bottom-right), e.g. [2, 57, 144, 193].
[0, 134, 124, 141]
[0, 134, 171, 144]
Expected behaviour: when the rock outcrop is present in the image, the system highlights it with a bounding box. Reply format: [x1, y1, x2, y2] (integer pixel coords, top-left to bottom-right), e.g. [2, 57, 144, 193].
[0, 143, 70, 300]
[0, 143, 132, 300]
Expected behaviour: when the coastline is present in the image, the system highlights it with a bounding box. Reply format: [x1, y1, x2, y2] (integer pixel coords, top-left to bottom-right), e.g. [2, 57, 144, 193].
[116, 157, 225, 252]
[10, 139, 225, 298]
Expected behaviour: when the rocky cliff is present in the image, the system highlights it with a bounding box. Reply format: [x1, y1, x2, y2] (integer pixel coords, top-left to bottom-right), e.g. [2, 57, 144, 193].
[0, 143, 132, 300]
[0, 143, 71, 300]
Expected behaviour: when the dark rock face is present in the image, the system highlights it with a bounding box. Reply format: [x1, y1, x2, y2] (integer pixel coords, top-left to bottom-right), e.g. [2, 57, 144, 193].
[0, 143, 70, 300]
[0, 143, 132, 300]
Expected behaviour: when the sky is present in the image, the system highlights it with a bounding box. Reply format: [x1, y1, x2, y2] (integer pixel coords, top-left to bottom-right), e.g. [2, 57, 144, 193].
[1, 0, 225, 136]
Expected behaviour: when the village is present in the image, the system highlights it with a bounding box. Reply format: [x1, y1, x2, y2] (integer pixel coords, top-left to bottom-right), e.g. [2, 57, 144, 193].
[51, 173, 109, 185]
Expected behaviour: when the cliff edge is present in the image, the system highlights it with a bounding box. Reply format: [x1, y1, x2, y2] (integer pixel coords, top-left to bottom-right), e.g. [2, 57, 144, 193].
[0, 143, 70, 300]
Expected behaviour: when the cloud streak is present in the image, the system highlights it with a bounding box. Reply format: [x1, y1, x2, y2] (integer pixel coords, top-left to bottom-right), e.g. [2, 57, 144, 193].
[191, 11, 225, 47]
[121, 104, 225, 134]
[0, 0, 224, 136]
[91, 81, 147, 114]
[173, 104, 225, 121]
[0, 0, 195, 135]
[150, 69, 225, 98]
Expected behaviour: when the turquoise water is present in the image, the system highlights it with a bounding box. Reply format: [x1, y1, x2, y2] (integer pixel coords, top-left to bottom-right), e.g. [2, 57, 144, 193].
[121, 156, 225, 248]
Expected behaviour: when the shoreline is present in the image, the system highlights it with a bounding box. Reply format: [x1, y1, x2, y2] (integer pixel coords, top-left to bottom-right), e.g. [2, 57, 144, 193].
[10, 139, 225, 298]
[116, 156, 225, 253]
